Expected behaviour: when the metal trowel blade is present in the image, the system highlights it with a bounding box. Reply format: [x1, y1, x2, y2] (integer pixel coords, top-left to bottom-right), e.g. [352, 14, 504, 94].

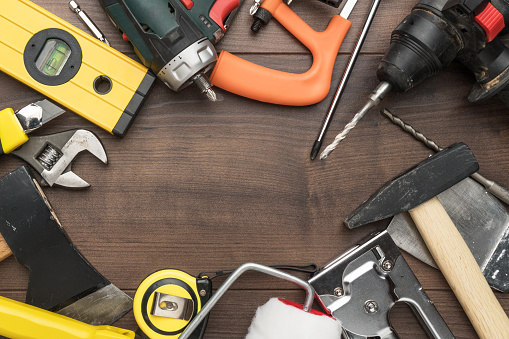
[387, 177, 509, 292]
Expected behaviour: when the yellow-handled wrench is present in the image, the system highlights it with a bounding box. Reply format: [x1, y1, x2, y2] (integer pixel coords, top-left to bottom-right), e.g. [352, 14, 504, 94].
[0, 100, 108, 188]
[0, 100, 63, 155]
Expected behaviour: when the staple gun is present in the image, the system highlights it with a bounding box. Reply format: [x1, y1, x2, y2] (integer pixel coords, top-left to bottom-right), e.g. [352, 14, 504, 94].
[310, 231, 454, 338]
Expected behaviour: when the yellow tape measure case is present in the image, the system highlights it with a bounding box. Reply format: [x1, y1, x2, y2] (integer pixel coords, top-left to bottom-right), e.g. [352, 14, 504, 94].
[0, 0, 156, 136]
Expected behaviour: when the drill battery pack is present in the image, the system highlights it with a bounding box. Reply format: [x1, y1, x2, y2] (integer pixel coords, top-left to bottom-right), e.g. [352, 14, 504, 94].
[0, 0, 156, 136]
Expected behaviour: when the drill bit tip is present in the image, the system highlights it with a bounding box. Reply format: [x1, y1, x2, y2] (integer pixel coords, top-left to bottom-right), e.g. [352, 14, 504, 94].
[319, 100, 375, 159]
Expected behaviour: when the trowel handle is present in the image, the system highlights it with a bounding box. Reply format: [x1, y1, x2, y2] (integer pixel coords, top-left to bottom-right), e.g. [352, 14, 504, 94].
[409, 196, 509, 339]
[209, 0, 351, 105]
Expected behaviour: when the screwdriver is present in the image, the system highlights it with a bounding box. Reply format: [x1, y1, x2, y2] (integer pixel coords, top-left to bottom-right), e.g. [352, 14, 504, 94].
[310, 0, 382, 160]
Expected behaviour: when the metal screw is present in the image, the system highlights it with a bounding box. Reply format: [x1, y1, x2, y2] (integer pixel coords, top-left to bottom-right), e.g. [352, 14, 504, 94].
[199, 289, 207, 297]
[364, 300, 379, 314]
[382, 260, 393, 271]
[160, 301, 178, 311]
[334, 287, 344, 297]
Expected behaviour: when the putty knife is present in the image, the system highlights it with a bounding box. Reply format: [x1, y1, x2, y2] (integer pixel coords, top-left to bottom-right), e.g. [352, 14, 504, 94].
[387, 176, 509, 292]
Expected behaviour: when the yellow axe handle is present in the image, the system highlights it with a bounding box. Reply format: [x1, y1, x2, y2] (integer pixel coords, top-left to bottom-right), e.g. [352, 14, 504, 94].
[409, 196, 509, 339]
[0, 296, 135, 339]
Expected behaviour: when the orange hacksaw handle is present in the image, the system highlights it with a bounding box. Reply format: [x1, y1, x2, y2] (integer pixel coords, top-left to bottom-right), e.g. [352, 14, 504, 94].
[209, 0, 352, 106]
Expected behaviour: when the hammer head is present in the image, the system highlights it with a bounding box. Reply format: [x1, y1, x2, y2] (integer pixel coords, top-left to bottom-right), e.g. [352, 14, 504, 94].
[345, 142, 479, 228]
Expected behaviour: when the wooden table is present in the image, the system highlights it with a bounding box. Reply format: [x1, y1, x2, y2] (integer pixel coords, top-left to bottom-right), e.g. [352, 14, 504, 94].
[1, 0, 509, 338]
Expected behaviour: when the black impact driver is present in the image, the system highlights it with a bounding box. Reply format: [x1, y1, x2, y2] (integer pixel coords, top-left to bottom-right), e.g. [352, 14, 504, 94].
[329, 0, 509, 148]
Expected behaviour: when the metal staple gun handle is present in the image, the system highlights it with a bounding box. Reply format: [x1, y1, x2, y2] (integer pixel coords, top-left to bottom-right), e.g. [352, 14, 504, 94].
[309, 231, 454, 339]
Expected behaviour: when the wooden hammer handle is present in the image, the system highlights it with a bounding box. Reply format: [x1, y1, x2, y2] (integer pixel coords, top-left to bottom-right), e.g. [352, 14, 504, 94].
[0, 235, 11, 262]
[409, 196, 509, 339]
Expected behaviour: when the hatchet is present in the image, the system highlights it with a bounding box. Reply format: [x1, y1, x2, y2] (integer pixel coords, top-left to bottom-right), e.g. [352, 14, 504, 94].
[0, 166, 132, 325]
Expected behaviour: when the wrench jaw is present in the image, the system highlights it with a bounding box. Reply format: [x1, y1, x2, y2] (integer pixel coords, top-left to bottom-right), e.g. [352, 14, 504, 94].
[51, 170, 91, 188]
[10, 129, 107, 189]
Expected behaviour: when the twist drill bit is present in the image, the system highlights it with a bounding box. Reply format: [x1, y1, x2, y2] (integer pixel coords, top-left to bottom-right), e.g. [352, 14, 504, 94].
[321, 82, 392, 159]
[381, 109, 442, 152]
[381, 108, 509, 205]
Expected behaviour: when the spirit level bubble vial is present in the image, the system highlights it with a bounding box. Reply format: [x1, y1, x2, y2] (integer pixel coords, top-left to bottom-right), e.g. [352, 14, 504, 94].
[0, 0, 156, 136]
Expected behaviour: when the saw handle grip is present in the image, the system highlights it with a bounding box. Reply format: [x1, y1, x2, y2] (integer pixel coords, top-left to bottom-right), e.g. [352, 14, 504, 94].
[409, 197, 509, 339]
[209, 0, 351, 106]
[0, 108, 28, 155]
[0, 296, 135, 339]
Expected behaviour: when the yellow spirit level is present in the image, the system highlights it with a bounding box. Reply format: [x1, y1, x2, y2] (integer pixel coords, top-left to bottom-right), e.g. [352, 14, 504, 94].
[0, 0, 155, 136]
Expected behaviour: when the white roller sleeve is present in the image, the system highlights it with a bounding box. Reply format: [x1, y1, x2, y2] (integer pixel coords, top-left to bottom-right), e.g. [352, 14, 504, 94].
[245, 298, 342, 339]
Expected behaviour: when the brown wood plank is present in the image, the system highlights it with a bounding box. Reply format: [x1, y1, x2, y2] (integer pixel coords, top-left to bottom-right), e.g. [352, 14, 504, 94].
[1, 1, 509, 338]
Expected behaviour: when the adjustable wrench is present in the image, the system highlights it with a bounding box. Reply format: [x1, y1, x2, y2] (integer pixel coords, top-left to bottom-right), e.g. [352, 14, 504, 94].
[0, 100, 107, 188]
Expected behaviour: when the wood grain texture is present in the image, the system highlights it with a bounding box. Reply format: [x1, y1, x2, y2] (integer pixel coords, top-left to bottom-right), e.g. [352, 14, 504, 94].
[0, 0, 508, 338]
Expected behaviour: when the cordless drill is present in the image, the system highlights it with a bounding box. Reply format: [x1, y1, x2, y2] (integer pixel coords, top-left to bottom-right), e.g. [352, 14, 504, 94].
[99, 0, 241, 101]
[330, 0, 509, 148]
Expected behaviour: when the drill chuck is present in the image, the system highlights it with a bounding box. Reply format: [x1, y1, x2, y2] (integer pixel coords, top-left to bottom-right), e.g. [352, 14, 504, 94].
[156, 38, 217, 94]
[377, 8, 462, 92]
[377, 0, 509, 106]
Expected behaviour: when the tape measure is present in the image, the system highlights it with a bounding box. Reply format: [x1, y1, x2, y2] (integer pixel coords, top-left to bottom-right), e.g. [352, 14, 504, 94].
[134, 269, 212, 339]
[0, 0, 155, 136]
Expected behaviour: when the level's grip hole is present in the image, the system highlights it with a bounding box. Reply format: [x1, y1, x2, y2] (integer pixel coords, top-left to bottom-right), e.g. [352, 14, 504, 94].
[94, 75, 112, 95]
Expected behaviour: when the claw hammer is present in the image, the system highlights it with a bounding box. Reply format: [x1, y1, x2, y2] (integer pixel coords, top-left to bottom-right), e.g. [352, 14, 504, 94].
[345, 143, 509, 338]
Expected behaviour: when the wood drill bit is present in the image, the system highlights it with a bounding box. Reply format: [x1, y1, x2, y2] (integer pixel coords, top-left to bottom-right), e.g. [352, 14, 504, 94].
[320, 81, 392, 159]
[381, 108, 442, 152]
[381, 108, 509, 206]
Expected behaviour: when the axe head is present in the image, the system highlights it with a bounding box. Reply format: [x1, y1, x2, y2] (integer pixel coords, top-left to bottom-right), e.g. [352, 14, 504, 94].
[0, 166, 132, 325]
[345, 142, 479, 228]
